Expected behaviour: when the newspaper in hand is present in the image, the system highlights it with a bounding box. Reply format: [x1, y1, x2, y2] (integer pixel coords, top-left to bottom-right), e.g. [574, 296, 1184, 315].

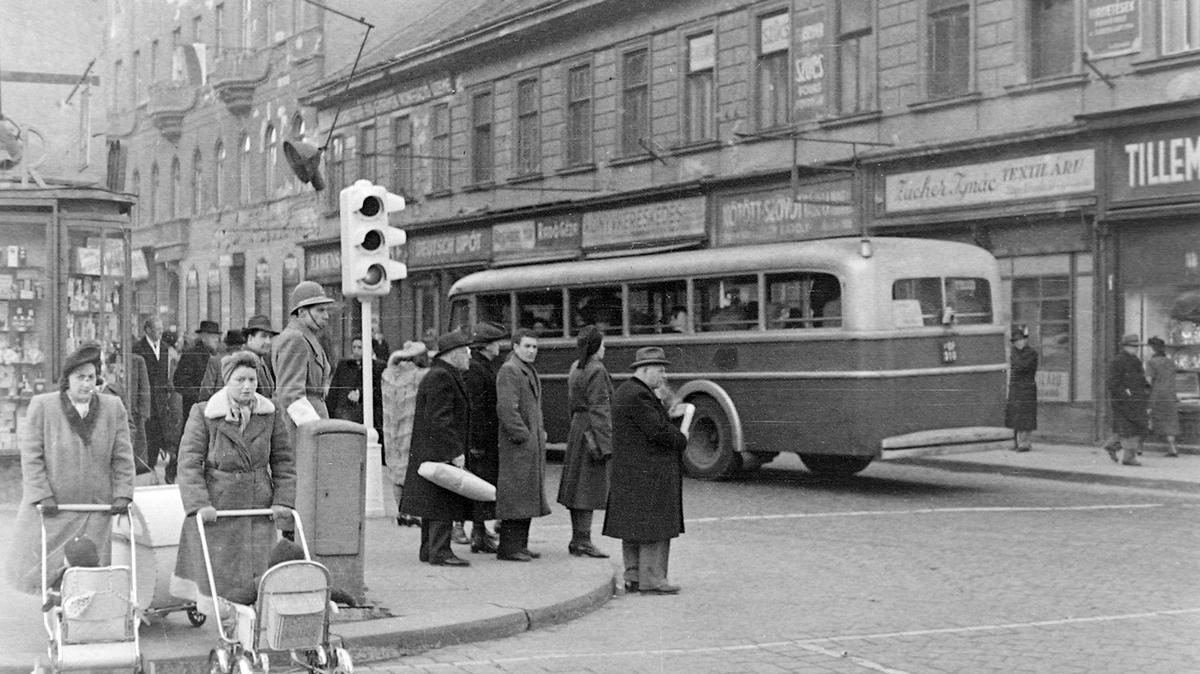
[286, 398, 321, 426]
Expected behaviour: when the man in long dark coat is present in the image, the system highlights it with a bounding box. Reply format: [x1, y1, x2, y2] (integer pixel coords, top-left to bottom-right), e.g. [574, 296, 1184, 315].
[174, 320, 221, 415]
[1106, 333, 1149, 466]
[603, 346, 688, 595]
[132, 316, 173, 476]
[1005, 326, 1038, 452]
[400, 330, 474, 567]
[495, 328, 551, 562]
[462, 321, 508, 553]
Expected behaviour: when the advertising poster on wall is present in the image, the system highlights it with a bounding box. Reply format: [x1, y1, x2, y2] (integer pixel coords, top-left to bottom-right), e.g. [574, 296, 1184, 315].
[1084, 0, 1141, 59]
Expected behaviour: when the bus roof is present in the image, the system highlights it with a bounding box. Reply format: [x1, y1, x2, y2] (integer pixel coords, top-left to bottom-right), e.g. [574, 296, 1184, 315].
[448, 237, 997, 296]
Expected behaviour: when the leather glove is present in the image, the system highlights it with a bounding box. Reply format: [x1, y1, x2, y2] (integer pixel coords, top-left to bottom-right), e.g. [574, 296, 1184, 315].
[38, 497, 59, 517]
[197, 506, 218, 523]
[110, 497, 132, 515]
[270, 505, 292, 526]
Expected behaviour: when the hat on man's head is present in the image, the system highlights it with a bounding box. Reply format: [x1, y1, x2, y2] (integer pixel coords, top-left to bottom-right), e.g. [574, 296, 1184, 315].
[289, 280, 335, 315]
[435, 329, 471, 356]
[1148, 336, 1167, 349]
[471, 320, 510, 345]
[223, 329, 245, 349]
[243, 315, 278, 336]
[1121, 333, 1142, 346]
[391, 340, 428, 361]
[629, 346, 671, 369]
[1010, 325, 1029, 342]
[195, 320, 221, 335]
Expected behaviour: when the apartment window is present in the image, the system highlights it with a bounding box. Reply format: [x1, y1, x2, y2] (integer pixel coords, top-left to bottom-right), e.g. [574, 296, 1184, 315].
[113, 60, 123, 109]
[684, 32, 716, 143]
[1162, 0, 1200, 54]
[837, 0, 876, 114]
[1030, 0, 1074, 78]
[151, 40, 159, 82]
[192, 148, 203, 214]
[186, 268, 200, 332]
[327, 135, 344, 211]
[239, 133, 251, 204]
[214, 140, 225, 208]
[207, 268, 221, 322]
[149, 163, 159, 222]
[757, 12, 790, 129]
[358, 124, 377, 182]
[431, 103, 451, 192]
[169, 157, 181, 219]
[192, 15, 202, 42]
[242, 0, 253, 49]
[215, 3, 225, 55]
[927, 0, 971, 98]
[290, 112, 305, 140]
[515, 78, 540, 174]
[173, 27, 182, 51]
[264, 125, 278, 195]
[565, 63, 592, 166]
[620, 47, 650, 156]
[470, 92, 493, 184]
[254, 259, 271, 318]
[392, 116, 414, 197]
[266, 0, 278, 42]
[132, 50, 141, 101]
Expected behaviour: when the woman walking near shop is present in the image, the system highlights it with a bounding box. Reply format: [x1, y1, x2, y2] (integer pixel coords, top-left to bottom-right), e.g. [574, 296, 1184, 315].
[1146, 336, 1181, 457]
[556, 325, 612, 558]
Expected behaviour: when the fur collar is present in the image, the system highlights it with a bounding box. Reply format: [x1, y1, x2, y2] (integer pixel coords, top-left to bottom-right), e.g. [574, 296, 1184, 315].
[203, 389, 275, 419]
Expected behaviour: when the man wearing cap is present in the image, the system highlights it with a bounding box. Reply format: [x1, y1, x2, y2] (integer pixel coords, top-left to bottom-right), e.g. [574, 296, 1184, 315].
[1106, 333, 1149, 466]
[603, 346, 688, 595]
[242, 315, 279, 398]
[170, 320, 222, 482]
[494, 328, 551, 562]
[273, 281, 335, 439]
[198, 329, 247, 402]
[401, 330, 474, 567]
[461, 320, 509, 553]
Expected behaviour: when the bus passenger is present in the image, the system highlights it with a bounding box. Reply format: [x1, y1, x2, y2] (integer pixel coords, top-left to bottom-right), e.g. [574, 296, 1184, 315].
[664, 306, 688, 333]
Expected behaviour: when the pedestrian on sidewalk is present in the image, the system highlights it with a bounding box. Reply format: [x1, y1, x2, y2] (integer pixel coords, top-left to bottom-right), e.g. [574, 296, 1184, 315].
[1146, 336, 1181, 457]
[495, 328, 551, 562]
[382, 341, 429, 527]
[133, 316, 175, 481]
[400, 330, 474, 567]
[1005, 325, 1038, 452]
[4, 343, 135, 595]
[557, 325, 612, 559]
[603, 346, 688, 595]
[242, 315, 279, 399]
[462, 321, 508, 553]
[273, 281, 335, 446]
[1106, 333, 1150, 466]
[197, 329, 246, 402]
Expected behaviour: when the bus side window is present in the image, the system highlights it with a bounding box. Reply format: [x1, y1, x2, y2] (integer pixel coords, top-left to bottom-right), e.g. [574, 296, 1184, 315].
[516, 290, 564, 338]
[628, 280, 688, 334]
[569, 286, 622, 336]
[893, 278, 943, 326]
[946, 278, 992, 324]
[477, 293, 513, 329]
[449, 298, 472, 332]
[696, 275, 758, 332]
[765, 272, 842, 329]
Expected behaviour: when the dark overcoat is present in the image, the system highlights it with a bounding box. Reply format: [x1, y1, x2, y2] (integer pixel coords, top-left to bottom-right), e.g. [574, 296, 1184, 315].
[495, 355, 551, 520]
[5, 392, 135, 595]
[133, 336, 175, 454]
[174, 342, 215, 414]
[399, 359, 473, 521]
[463, 350, 501, 519]
[1004, 344, 1038, 431]
[602, 377, 688, 542]
[171, 391, 295, 601]
[1108, 350, 1149, 436]
[1147, 355, 1181, 436]
[556, 358, 612, 510]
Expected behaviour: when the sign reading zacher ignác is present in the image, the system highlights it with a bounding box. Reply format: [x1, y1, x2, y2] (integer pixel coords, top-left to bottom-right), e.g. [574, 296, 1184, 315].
[884, 150, 1095, 213]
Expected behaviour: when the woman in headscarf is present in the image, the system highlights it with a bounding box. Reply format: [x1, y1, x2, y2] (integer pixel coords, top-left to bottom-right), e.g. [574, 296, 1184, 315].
[170, 350, 295, 618]
[5, 344, 135, 595]
[556, 325, 612, 558]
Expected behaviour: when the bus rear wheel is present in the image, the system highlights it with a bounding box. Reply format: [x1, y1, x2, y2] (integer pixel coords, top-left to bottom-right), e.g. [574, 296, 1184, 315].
[683, 396, 741, 480]
[798, 454, 872, 477]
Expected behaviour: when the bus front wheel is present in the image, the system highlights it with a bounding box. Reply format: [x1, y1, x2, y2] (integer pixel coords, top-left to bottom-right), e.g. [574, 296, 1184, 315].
[683, 396, 741, 480]
[798, 454, 872, 477]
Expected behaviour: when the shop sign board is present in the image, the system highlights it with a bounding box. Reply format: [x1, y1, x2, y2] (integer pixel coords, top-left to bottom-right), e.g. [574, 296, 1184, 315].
[1036, 369, 1070, 403]
[1084, 0, 1141, 59]
[582, 197, 706, 250]
[305, 247, 341, 279]
[492, 213, 582, 261]
[1110, 126, 1200, 203]
[792, 8, 827, 121]
[716, 179, 856, 245]
[884, 150, 1095, 213]
[406, 227, 492, 269]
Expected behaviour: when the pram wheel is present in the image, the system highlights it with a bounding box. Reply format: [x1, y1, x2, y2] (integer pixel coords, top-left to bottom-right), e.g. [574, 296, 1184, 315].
[208, 648, 231, 674]
[236, 654, 256, 674]
[187, 606, 208, 627]
[331, 647, 353, 674]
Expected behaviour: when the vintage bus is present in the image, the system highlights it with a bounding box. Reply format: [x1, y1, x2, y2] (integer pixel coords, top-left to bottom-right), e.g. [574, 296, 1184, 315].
[447, 237, 1013, 479]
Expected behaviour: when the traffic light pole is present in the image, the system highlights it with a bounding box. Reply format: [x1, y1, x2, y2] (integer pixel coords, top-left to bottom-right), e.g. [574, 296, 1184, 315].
[360, 299, 385, 518]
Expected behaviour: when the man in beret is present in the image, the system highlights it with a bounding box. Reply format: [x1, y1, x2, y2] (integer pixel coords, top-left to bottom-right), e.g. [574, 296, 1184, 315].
[461, 321, 509, 553]
[401, 330, 474, 566]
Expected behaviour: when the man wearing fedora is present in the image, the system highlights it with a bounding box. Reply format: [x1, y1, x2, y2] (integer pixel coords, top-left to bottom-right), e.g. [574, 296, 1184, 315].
[1005, 325, 1038, 452]
[1106, 333, 1150, 466]
[273, 281, 335, 440]
[461, 320, 509, 554]
[401, 330, 474, 567]
[171, 320, 222, 481]
[242, 315, 279, 398]
[603, 346, 688, 595]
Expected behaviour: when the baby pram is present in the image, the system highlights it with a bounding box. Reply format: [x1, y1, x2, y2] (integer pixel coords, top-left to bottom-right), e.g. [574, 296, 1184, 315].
[198, 508, 352, 674]
[35, 503, 142, 674]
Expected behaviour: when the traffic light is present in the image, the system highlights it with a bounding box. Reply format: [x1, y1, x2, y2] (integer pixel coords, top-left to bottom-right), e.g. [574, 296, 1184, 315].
[340, 180, 407, 297]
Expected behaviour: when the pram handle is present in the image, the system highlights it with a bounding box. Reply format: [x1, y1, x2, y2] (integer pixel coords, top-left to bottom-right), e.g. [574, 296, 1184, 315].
[38, 503, 114, 513]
